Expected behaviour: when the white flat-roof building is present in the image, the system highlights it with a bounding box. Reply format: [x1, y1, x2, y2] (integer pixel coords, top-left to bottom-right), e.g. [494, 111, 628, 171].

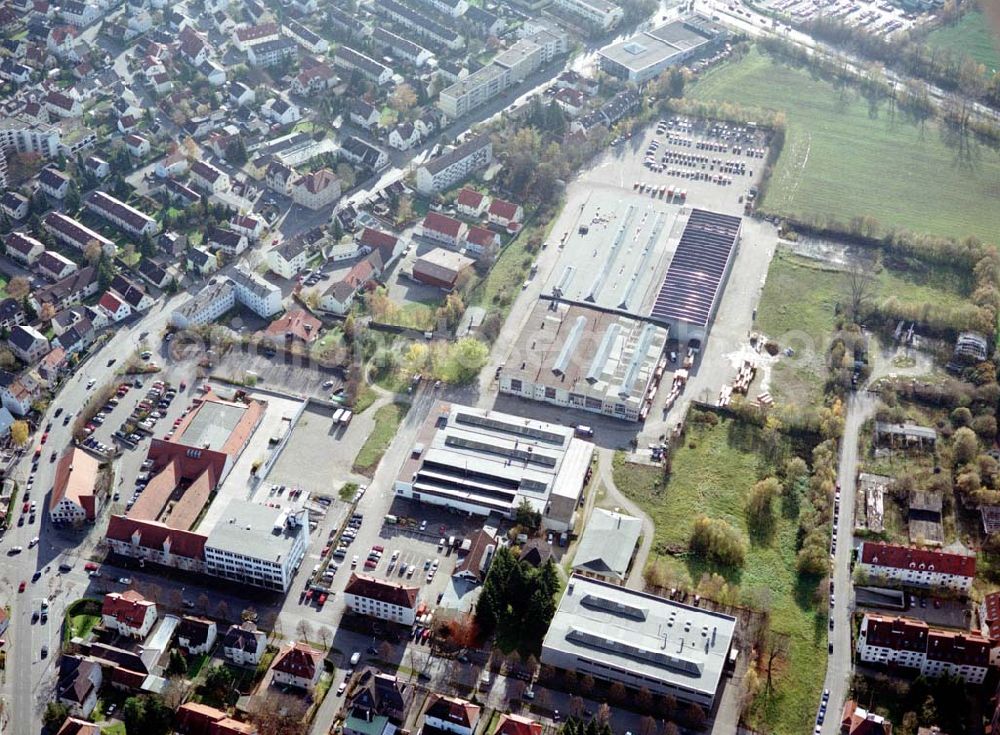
[541, 575, 736, 708]
[394, 402, 594, 532]
[204, 500, 309, 592]
[598, 18, 725, 84]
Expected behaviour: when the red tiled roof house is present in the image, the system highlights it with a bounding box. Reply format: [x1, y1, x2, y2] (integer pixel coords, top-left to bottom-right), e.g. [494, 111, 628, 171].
[101, 590, 157, 639]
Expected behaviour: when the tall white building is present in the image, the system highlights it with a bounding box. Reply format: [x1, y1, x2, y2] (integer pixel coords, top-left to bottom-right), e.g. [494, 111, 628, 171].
[204, 500, 309, 592]
[229, 268, 283, 318]
[553, 0, 623, 30]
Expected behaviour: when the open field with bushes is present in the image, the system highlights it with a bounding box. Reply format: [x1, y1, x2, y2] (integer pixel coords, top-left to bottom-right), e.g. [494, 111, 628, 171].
[615, 416, 827, 735]
[689, 48, 1000, 242]
[925, 11, 1000, 73]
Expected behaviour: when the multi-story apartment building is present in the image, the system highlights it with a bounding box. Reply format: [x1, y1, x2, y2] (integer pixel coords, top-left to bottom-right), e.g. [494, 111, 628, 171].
[415, 135, 492, 194]
[247, 37, 297, 68]
[344, 573, 420, 626]
[84, 191, 159, 238]
[170, 280, 236, 328]
[189, 159, 231, 193]
[857, 614, 991, 685]
[101, 591, 157, 639]
[553, 0, 623, 30]
[229, 268, 283, 318]
[859, 542, 976, 593]
[0, 117, 62, 157]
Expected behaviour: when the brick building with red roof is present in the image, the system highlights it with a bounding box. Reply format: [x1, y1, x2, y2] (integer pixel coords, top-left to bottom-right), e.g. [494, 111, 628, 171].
[456, 188, 488, 218]
[859, 541, 976, 593]
[101, 590, 158, 639]
[857, 613, 991, 684]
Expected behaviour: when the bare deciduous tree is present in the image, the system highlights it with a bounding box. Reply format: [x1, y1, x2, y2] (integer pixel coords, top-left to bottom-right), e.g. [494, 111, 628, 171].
[846, 262, 876, 324]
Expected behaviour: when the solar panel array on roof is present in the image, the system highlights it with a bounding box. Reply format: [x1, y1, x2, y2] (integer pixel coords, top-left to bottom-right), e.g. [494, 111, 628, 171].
[648, 209, 741, 328]
[454, 412, 565, 446]
[444, 435, 559, 468]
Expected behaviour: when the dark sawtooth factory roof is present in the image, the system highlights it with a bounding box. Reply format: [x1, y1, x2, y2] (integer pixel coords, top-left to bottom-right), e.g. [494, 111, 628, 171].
[648, 208, 741, 328]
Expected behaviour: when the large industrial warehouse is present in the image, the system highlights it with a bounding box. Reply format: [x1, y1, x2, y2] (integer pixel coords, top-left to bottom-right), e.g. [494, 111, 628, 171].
[597, 17, 726, 84]
[541, 575, 737, 708]
[648, 208, 742, 345]
[393, 401, 594, 531]
[499, 300, 669, 422]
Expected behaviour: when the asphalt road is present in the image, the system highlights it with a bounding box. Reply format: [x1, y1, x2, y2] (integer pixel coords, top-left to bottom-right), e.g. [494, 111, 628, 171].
[0, 292, 186, 735]
[821, 391, 875, 735]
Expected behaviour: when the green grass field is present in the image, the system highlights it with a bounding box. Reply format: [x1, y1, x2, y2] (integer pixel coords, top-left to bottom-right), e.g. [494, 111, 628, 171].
[352, 402, 408, 475]
[926, 11, 1000, 73]
[615, 419, 826, 735]
[754, 247, 970, 404]
[689, 48, 1000, 242]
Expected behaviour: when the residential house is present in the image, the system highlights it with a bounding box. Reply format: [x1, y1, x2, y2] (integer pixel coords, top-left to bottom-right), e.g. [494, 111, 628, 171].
[38, 345, 68, 385]
[190, 159, 231, 193]
[56, 656, 102, 717]
[1, 192, 30, 220]
[839, 701, 892, 735]
[207, 226, 248, 256]
[456, 188, 488, 218]
[232, 22, 280, 51]
[1, 375, 35, 416]
[155, 151, 189, 178]
[261, 97, 301, 126]
[357, 227, 402, 267]
[31, 265, 99, 312]
[101, 590, 157, 639]
[285, 19, 328, 54]
[39, 166, 71, 198]
[265, 160, 295, 195]
[49, 448, 101, 523]
[340, 137, 389, 171]
[858, 542, 976, 594]
[9, 325, 50, 363]
[231, 214, 265, 241]
[84, 155, 110, 179]
[421, 212, 466, 248]
[137, 260, 171, 290]
[344, 573, 419, 626]
[346, 669, 412, 724]
[187, 247, 218, 275]
[125, 133, 150, 157]
[422, 695, 481, 735]
[487, 198, 523, 230]
[229, 81, 256, 107]
[320, 252, 382, 315]
[171, 280, 236, 328]
[373, 0, 464, 50]
[452, 528, 495, 583]
[42, 213, 116, 256]
[292, 62, 337, 95]
[350, 100, 380, 131]
[45, 90, 82, 118]
[333, 46, 393, 85]
[55, 718, 101, 735]
[97, 291, 131, 322]
[371, 27, 433, 67]
[388, 122, 420, 151]
[175, 703, 257, 735]
[267, 238, 308, 279]
[494, 715, 542, 735]
[84, 190, 159, 237]
[415, 136, 492, 195]
[271, 641, 323, 690]
[462, 226, 500, 258]
[38, 250, 79, 281]
[264, 309, 320, 345]
[159, 231, 187, 257]
[166, 178, 202, 207]
[5, 232, 45, 265]
[0, 299, 27, 331]
[291, 169, 340, 210]
[466, 5, 504, 35]
[222, 622, 267, 666]
[176, 616, 217, 655]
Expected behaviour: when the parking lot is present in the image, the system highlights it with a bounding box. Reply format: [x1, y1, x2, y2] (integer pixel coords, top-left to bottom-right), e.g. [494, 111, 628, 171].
[265, 403, 363, 497]
[759, 0, 921, 37]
